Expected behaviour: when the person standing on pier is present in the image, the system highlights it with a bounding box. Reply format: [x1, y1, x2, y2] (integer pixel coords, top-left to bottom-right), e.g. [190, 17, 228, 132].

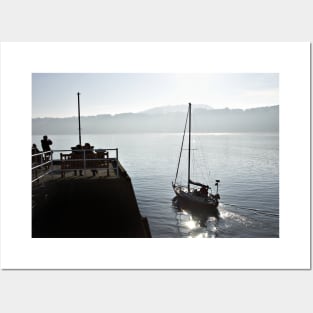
[41, 135, 53, 151]
[41, 135, 53, 163]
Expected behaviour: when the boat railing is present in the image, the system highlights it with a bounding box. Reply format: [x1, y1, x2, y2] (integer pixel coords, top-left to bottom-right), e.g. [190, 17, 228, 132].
[32, 148, 119, 183]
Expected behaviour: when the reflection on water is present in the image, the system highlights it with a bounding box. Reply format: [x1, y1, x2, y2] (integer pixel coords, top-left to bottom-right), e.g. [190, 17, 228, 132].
[172, 196, 220, 238]
[172, 197, 262, 238]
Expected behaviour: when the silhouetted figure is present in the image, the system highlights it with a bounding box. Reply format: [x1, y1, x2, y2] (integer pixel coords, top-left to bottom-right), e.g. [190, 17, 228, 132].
[84, 142, 97, 176]
[200, 186, 208, 197]
[32, 144, 40, 164]
[72, 144, 83, 176]
[41, 135, 53, 165]
[41, 135, 53, 152]
[84, 142, 91, 150]
[32, 143, 40, 155]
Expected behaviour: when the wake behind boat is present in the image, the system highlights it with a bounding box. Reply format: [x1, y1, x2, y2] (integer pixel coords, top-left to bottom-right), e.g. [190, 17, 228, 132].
[172, 103, 220, 213]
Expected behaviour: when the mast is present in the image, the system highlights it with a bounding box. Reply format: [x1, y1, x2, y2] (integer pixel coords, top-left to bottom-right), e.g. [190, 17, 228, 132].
[188, 102, 191, 192]
[77, 92, 82, 146]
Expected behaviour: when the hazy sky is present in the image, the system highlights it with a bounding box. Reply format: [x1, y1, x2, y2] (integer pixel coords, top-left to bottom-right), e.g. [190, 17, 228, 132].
[32, 73, 278, 118]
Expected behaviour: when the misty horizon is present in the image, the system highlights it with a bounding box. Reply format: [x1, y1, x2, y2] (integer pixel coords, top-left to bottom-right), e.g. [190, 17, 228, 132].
[32, 105, 279, 134]
[33, 103, 278, 119]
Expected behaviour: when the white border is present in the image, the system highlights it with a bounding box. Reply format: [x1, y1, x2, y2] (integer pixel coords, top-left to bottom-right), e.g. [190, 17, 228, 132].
[0, 42, 310, 269]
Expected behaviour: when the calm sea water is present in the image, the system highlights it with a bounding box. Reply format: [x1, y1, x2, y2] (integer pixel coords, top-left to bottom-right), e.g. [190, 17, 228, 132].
[32, 133, 279, 238]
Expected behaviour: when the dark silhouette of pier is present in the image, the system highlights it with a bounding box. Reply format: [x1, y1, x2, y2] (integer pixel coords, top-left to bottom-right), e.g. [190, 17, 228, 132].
[32, 161, 151, 238]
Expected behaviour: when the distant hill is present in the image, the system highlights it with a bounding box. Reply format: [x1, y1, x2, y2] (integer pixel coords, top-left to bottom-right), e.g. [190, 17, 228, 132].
[141, 104, 214, 114]
[32, 105, 279, 134]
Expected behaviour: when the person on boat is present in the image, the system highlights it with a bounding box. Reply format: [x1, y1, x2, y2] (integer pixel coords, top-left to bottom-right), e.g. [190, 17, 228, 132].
[200, 186, 208, 197]
[193, 189, 200, 196]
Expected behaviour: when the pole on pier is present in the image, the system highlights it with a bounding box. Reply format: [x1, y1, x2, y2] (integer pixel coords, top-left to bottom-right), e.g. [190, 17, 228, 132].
[77, 92, 82, 146]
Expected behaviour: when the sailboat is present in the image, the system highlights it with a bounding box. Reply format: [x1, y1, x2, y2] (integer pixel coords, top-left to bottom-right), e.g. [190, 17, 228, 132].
[172, 103, 220, 212]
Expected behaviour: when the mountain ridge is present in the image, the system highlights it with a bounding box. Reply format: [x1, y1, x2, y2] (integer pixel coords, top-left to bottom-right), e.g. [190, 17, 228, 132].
[32, 105, 279, 134]
[140, 104, 214, 114]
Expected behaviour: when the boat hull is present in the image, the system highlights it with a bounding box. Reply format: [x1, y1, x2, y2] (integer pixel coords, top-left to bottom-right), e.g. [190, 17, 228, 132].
[172, 183, 219, 213]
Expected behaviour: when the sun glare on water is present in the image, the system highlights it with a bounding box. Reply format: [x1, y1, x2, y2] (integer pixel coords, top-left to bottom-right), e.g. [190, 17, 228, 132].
[185, 219, 197, 229]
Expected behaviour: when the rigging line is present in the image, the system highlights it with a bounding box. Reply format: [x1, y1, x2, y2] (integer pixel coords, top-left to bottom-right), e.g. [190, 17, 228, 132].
[174, 108, 189, 184]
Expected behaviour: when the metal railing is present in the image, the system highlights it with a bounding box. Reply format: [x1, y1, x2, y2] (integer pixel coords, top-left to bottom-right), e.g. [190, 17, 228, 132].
[32, 151, 54, 183]
[32, 148, 119, 183]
